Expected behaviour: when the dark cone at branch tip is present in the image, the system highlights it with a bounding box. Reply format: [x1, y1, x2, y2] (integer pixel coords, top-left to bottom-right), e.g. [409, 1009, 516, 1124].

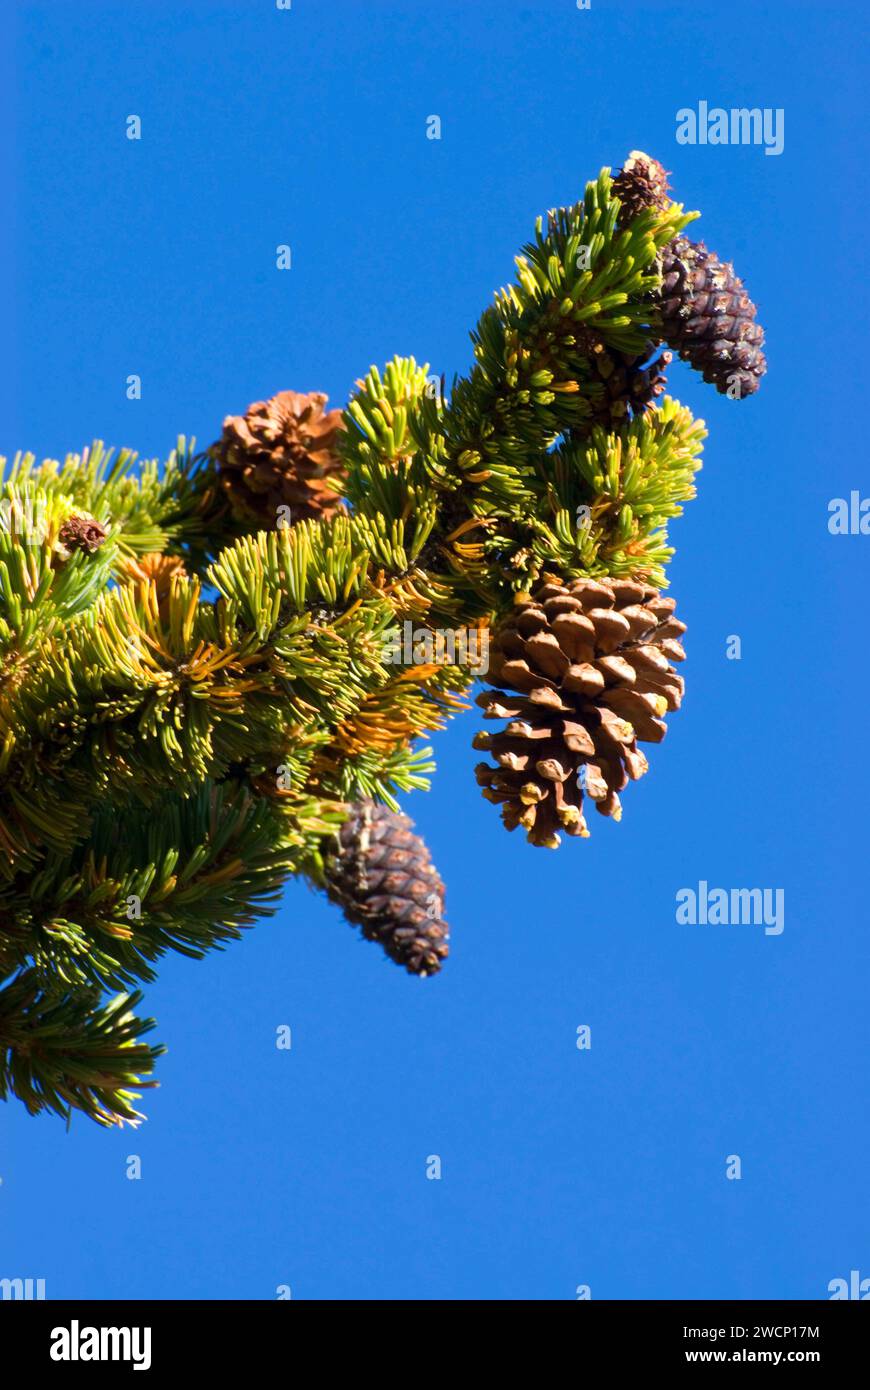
[613, 150, 767, 398]
[612, 150, 673, 222]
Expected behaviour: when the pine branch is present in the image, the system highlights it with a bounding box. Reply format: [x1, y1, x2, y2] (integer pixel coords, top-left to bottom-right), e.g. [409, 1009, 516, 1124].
[0, 150, 764, 1122]
[336, 173, 698, 622]
[0, 783, 317, 993]
[0, 973, 163, 1127]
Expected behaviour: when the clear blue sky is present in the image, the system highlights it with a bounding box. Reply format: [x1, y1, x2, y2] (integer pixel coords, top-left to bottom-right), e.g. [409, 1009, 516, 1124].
[2, 0, 867, 1300]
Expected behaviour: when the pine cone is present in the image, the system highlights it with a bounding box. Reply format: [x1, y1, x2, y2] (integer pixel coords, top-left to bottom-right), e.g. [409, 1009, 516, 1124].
[473, 576, 686, 848]
[659, 236, 766, 398]
[212, 390, 346, 527]
[324, 800, 449, 976]
[612, 150, 767, 398]
[579, 330, 672, 429]
[612, 150, 672, 223]
[57, 514, 108, 557]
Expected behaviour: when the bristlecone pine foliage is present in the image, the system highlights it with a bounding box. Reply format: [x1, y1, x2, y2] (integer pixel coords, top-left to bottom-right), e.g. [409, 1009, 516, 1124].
[324, 801, 449, 975]
[211, 389, 346, 526]
[120, 551, 188, 604]
[613, 150, 767, 398]
[474, 577, 686, 847]
[0, 151, 767, 1125]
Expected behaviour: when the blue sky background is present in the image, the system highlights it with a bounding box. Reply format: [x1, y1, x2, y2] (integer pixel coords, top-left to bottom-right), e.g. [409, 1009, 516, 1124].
[2, 0, 867, 1300]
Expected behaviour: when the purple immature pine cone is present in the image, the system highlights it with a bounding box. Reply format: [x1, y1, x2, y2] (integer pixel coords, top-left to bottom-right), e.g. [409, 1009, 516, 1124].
[324, 800, 450, 976]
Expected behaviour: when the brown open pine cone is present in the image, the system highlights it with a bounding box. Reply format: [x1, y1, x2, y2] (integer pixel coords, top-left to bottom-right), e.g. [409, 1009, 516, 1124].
[212, 389, 346, 527]
[474, 576, 686, 847]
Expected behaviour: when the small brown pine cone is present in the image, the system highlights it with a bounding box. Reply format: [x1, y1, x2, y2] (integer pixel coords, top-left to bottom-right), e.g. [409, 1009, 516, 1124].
[324, 800, 449, 976]
[212, 390, 346, 528]
[473, 576, 686, 848]
[56, 514, 108, 557]
[612, 150, 672, 224]
[659, 236, 767, 398]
